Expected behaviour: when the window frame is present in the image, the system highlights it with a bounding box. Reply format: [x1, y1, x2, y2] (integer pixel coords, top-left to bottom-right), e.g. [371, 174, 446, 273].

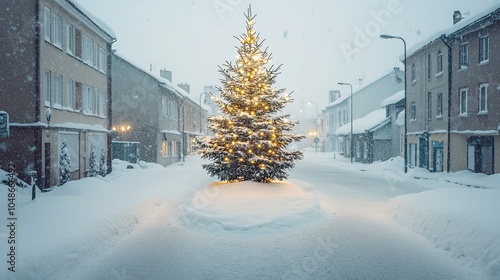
[436, 92, 443, 118]
[44, 6, 51, 42]
[44, 70, 51, 106]
[54, 74, 63, 108]
[479, 35, 489, 64]
[411, 63, 416, 84]
[66, 78, 74, 110]
[427, 92, 432, 120]
[53, 13, 63, 48]
[436, 50, 443, 75]
[459, 42, 469, 69]
[66, 23, 74, 55]
[427, 53, 431, 80]
[479, 83, 488, 114]
[83, 85, 94, 115]
[459, 87, 468, 116]
[410, 101, 416, 121]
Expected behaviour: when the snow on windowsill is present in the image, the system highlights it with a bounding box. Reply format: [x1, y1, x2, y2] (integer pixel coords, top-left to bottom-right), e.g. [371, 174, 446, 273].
[478, 60, 489, 66]
[435, 72, 443, 77]
[477, 111, 488, 116]
[459, 113, 468, 117]
[458, 66, 469, 72]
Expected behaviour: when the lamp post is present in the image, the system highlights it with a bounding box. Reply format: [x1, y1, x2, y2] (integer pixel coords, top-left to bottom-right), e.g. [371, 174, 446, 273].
[380, 34, 407, 173]
[337, 82, 353, 163]
[308, 101, 318, 153]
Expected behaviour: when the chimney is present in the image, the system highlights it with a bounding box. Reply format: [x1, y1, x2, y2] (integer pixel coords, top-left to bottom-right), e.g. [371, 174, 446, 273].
[160, 69, 172, 82]
[178, 83, 190, 93]
[329, 90, 340, 102]
[453, 11, 462, 25]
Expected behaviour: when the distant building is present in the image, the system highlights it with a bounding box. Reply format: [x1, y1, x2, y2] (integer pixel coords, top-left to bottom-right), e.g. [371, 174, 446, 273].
[111, 53, 207, 165]
[324, 67, 404, 155]
[0, 0, 115, 188]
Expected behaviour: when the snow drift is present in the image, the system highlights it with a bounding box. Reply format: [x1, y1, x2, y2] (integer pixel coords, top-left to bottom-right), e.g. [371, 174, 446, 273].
[180, 181, 327, 234]
[385, 188, 500, 279]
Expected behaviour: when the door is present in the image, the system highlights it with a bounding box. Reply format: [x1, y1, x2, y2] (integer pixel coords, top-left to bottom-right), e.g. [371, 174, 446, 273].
[419, 135, 429, 169]
[44, 143, 51, 188]
[433, 147, 443, 172]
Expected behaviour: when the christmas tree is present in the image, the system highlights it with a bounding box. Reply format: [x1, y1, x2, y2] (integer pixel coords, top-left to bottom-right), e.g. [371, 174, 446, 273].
[59, 139, 71, 185]
[89, 144, 98, 177]
[199, 6, 304, 183]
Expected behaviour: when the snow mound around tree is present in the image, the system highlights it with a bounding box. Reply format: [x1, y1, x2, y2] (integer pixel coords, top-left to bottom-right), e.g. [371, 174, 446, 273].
[180, 181, 327, 234]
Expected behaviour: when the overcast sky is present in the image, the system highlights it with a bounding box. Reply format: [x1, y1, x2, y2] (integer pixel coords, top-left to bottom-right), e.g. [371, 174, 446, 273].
[77, 0, 496, 118]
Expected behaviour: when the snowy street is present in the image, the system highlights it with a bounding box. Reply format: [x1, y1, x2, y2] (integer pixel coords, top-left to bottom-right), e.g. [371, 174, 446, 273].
[10, 152, 486, 280]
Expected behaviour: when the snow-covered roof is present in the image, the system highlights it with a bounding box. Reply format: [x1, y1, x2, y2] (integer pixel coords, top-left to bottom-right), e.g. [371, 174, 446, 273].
[160, 130, 181, 135]
[381, 90, 405, 108]
[325, 68, 401, 110]
[114, 53, 207, 110]
[335, 109, 389, 135]
[396, 110, 405, 126]
[68, 0, 116, 39]
[406, 2, 500, 59]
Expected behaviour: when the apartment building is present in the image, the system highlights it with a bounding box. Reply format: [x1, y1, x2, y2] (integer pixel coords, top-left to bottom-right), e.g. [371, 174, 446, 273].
[0, 0, 115, 188]
[325, 67, 404, 157]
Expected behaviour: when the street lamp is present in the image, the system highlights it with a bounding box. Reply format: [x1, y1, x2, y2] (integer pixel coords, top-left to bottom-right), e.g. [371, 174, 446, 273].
[308, 101, 318, 153]
[337, 82, 353, 163]
[380, 34, 407, 173]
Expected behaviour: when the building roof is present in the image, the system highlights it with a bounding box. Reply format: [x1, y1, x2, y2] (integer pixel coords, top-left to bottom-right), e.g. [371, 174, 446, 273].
[381, 90, 405, 108]
[335, 108, 389, 135]
[69, 0, 116, 39]
[405, 2, 500, 59]
[113, 53, 206, 110]
[325, 68, 401, 110]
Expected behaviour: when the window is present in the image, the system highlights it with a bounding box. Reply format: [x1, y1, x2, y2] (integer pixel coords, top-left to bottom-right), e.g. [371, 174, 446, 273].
[161, 141, 168, 157]
[98, 47, 105, 72]
[427, 54, 431, 79]
[427, 92, 432, 120]
[83, 35, 93, 66]
[459, 43, 468, 68]
[411, 63, 416, 83]
[83, 85, 93, 114]
[44, 7, 51, 42]
[479, 83, 488, 113]
[436, 93, 443, 117]
[410, 102, 416, 121]
[93, 42, 99, 69]
[436, 50, 443, 74]
[53, 14, 62, 48]
[54, 74, 62, 107]
[479, 35, 489, 63]
[44, 70, 51, 106]
[66, 79, 74, 109]
[66, 23, 74, 55]
[99, 89, 106, 117]
[171, 141, 178, 156]
[75, 82, 82, 112]
[75, 28, 82, 59]
[338, 111, 341, 125]
[459, 88, 468, 115]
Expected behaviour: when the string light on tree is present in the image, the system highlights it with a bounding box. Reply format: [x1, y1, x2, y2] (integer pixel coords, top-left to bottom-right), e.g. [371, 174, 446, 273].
[198, 5, 304, 183]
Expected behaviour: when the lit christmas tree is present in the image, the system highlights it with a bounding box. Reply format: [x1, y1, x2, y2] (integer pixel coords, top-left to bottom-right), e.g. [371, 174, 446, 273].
[199, 6, 304, 183]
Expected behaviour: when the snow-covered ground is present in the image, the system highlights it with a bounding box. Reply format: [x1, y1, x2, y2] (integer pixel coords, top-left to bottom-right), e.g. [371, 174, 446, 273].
[0, 150, 499, 279]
